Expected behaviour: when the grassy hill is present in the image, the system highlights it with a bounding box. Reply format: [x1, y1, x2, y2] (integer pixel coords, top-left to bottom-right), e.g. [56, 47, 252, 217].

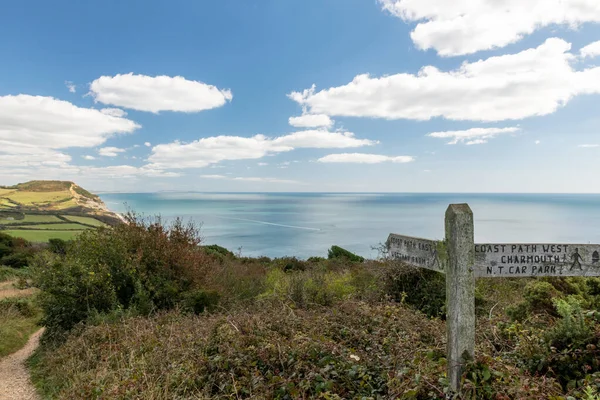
[0, 180, 122, 242]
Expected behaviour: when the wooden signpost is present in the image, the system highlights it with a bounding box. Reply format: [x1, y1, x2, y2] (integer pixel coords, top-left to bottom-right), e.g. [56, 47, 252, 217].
[386, 203, 600, 393]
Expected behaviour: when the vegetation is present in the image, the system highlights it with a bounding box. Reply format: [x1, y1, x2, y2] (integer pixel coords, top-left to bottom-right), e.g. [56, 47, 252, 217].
[328, 244, 365, 262]
[0, 215, 62, 224]
[61, 215, 108, 227]
[0, 232, 36, 268]
[0, 180, 122, 229]
[3, 230, 82, 243]
[0, 266, 32, 282]
[0, 296, 41, 357]
[21, 214, 600, 399]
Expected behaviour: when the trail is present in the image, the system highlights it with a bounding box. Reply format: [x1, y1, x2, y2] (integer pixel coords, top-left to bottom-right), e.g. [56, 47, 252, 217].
[0, 327, 43, 400]
[0, 280, 42, 399]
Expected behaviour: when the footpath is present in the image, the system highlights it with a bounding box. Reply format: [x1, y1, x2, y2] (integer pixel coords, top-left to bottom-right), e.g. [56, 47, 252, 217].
[0, 280, 42, 400]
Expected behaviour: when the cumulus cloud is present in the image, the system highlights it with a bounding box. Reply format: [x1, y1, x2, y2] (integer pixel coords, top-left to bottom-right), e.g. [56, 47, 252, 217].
[0, 95, 140, 150]
[99, 147, 127, 157]
[89, 73, 233, 113]
[272, 130, 376, 148]
[318, 153, 415, 164]
[581, 40, 600, 58]
[378, 0, 600, 56]
[258, 162, 269, 166]
[578, 144, 599, 148]
[82, 155, 96, 160]
[65, 81, 76, 93]
[148, 130, 375, 169]
[427, 127, 520, 145]
[289, 39, 600, 122]
[288, 113, 333, 128]
[144, 142, 152, 147]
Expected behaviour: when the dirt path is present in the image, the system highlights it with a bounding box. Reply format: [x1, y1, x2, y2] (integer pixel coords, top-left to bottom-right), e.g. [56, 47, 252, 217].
[0, 327, 43, 400]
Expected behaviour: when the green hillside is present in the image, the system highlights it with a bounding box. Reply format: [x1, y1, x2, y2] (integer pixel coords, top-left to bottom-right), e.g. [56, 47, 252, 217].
[0, 180, 120, 242]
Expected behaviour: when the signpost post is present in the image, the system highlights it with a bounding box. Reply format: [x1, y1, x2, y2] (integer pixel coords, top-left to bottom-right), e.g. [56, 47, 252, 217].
[386, 203, 600, 394]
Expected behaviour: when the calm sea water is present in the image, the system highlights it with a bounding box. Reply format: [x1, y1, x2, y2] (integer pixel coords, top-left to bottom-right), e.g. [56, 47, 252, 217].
[98, 193, 600, 259]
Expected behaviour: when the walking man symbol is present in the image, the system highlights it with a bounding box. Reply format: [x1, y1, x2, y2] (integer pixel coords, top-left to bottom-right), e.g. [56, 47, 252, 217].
[570, 248, 583, 271]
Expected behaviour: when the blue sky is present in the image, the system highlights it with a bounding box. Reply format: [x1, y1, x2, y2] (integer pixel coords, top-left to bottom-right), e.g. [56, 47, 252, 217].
[1, 0, 600, 192]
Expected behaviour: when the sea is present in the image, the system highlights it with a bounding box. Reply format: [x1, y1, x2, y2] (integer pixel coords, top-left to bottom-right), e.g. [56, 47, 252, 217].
[98, 193, 600, 259]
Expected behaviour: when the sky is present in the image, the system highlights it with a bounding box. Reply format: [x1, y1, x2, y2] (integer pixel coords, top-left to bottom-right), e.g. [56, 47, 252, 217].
[1, 0, 600, 193]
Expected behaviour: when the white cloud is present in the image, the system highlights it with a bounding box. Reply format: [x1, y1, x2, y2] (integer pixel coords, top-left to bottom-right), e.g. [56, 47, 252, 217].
[378, 0, 600, 56]
[89, 73, 233, 113]
[581, 40, 600, 58]
[100, 108, 128, 118]
[233, 177, 299, 184]
[65, 81, 76, 93]
[318, 153, 415, 164]
[258, 162, 269, 166]
[289, 39, 600, 122]
[578, 144, 599, 148]
[535, 140, 541, 145]
[99, 146, 127, 157]
[272, 130, 376, 148]
[148, 130, 374, 169]
[0, 94, 140, 150]
[199, 174, 299, 184]
[427, 127, 520, 145]
[82, 155, 96, 160]
[144, 142, 152, 147]
[288, 114, 333, 128]
[200, 174, 228, 179]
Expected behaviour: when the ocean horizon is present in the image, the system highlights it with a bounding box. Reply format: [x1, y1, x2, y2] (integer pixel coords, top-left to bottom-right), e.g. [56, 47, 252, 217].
[99, 192, 600, 259]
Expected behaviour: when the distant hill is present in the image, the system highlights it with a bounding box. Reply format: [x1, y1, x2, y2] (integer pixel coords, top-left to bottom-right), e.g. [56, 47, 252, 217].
[0, 180, 122, 225]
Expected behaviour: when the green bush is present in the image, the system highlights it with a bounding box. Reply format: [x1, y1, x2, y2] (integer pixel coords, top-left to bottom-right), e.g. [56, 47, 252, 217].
[382, 263, 446, 317]
[327, 245, 364, 262]
[0, 232, 34, 268]
[183, 289, 220, 314]
[33, 213, 210, 341]
[204, 244, 234, 258]
[48, 238, 69, 256]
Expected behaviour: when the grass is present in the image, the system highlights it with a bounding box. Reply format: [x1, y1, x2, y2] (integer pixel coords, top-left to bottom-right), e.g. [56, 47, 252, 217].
[4, 190, 72, 206]
[13, 223, 92, 230]
[3, 230, 82, 242]
[0, 215, 62, 224]
[0, 188, 17, 196]
[0, 296, 40, 358]
[0, 199, 17, 208]
[51, 199, 80, 210]
[0, 266, 31, 282]
[61, 215, 107, 227]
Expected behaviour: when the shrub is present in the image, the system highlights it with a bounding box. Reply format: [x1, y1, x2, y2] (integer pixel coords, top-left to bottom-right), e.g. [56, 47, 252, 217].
[183, 289, 220, 314]
[382, 262, 446, 317]
[33, 213, 210, 340]
[0, 232, 34, 268]
[327, 245, 364, 262]
[48, 238, 69, 256]
[204, 244, 235, 258]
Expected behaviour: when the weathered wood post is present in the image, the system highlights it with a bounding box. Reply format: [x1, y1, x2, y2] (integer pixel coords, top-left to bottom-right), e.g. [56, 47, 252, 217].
[445, 204, 475, 393]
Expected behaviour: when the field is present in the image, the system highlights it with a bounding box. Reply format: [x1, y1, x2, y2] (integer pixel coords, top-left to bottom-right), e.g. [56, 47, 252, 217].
[0, 215, 62, 224]
[5, 191, 71, 206]
[0, 212, 104, 242]
[3, 230, 82, 242]
[62, 215, 108, 227]
[15, 223, 92, 231]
